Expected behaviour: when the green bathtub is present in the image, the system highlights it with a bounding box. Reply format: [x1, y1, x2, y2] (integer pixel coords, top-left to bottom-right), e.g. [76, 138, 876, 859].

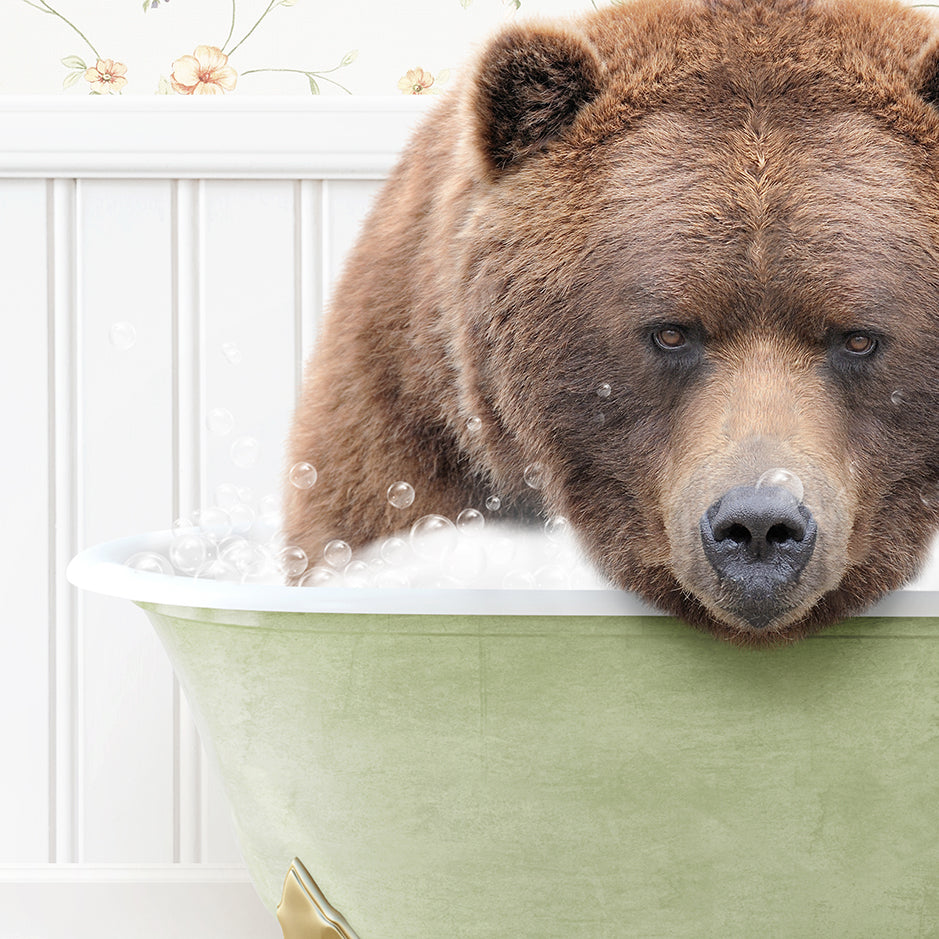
[69, 532, 939, 938]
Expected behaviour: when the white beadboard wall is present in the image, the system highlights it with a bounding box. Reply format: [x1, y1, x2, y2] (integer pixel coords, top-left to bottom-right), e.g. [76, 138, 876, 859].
[0, 96, 431, 937]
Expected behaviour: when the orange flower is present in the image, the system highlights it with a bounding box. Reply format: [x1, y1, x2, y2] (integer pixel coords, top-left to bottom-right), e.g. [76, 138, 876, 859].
[84, 59, 128, 94]
[397, 68, 434, 95]
[171, 45, 238, 95]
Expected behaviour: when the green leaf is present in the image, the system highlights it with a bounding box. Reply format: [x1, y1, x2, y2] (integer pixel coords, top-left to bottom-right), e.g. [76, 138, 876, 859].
[437, 68, 451, 84]
[340, 49, 359, 67]
[459, 0, 472, 8]
[142, 0, 149, 10]
[307, 74, 320, 95]
[280, 0, 299, 6]
[62, 69, 85, 90]
[61, 54, 86, 69]
[156, 76, 174, 95]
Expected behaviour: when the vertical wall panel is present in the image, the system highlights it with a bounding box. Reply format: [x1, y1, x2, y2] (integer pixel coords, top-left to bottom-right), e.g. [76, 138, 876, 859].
[0, 180, 51, 862]
[295, 180, 324, 394]
[321, 179, 385, 315]
[77, 180, 176, 863]
[51, 178, 79, 865]
[201, 181, 299, 511]
[171, 178, 211, 866]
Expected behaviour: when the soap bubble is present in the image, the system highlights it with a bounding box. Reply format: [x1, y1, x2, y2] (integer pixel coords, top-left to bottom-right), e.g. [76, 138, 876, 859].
[240, 563, 282, 586]
[920, 483, 939, 508]
[214, 483, 241, 508]
[524, 462, 545, 490]
[253, 513, 282, 544]
[755, 467, 804, 503]
[299, 565, 339, 587]
[219, 538, 263, 575]
[109, 322, 136, 351]
[890, 389, 905, 407]
[448, 536, 487, 581]
[230, 436, 260, 468]
[544, 515, 570, 542]
[456, 507, 485, 533]
[193, 558, 240, 582]
[169, 532, 210, 574]
[342, 560, 371, 587]
[221, 341, 242, 365]
[289, 462, 318, 490]
[429, 574, 464, 589]
[206, 408, 234, 436]
[324, 539, 352, 569]
[535, 564, 572, 589]
[503, 569, 536, 589]
[410, 514, 458, 559]
[386, 481, 415, 509]
[278, 545, 309, 578]
[228, 503, 255, 535]
[125, 551, 173, 575]
[596, 382, 611, 398]
[466, 416, 482, 433]
[380, 536, 410, 565]
[172, 516, 195, 531]
[485, 495, 502, 512]
[376, 568, 412, 588]
[258, 493, 279, 516]
[199, 506, 232, 542]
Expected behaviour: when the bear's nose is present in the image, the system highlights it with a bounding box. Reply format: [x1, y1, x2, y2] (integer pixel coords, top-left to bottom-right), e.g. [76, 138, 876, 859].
[699, 485, 818, 629]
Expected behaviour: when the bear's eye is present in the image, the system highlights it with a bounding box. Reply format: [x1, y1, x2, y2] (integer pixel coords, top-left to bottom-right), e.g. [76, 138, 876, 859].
[843, 332, 877, 356]
[653, 327, 687, 350]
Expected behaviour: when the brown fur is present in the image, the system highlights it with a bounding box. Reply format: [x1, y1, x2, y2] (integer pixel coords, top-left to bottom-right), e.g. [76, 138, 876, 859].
[285, 0, 939, 644]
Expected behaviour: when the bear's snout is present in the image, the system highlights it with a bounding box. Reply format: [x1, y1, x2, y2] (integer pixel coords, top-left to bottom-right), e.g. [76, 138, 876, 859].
[700, 486, 818, 629]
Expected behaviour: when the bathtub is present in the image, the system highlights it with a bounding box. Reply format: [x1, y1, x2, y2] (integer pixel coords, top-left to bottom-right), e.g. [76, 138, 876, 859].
[68, 530, 939, 938]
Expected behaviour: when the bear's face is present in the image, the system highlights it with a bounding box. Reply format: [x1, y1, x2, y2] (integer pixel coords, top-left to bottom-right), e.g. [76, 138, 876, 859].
[453, 12, 939, 643]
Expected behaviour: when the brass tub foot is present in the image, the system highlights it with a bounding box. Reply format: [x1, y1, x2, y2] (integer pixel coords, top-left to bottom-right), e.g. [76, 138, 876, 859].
[277, 857, 360, 939]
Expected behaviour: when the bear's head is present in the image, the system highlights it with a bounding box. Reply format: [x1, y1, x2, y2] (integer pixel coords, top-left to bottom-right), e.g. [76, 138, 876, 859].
[445, 0, 939, 643]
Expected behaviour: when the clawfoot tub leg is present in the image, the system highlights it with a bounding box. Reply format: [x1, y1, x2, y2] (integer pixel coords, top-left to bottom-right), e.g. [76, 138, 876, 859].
[276, 857, 361, 939]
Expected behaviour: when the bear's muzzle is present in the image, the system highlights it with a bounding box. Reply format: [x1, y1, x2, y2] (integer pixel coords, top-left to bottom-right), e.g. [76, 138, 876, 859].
[699, 485, 818, 629]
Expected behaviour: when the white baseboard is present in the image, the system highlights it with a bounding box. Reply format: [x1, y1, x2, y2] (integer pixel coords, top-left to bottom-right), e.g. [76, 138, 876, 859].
[0, 866, 281, 939]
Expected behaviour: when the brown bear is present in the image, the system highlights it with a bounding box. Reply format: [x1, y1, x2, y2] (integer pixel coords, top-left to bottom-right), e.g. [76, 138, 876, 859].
[284, 0, 939, 644]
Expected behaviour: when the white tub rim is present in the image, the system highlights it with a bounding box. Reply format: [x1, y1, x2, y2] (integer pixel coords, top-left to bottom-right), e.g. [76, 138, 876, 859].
[66, 529, 939, 619]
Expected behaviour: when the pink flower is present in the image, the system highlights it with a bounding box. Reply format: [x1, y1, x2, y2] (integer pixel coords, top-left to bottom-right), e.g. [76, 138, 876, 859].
[171, 45, 238, 95]
[397, 68, 434, 95]
[84, 59, 128, 94]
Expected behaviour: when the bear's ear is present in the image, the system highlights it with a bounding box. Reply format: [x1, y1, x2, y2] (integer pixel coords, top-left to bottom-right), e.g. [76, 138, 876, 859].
[912, 35, 939, 109]
[468, 23, 604, 177]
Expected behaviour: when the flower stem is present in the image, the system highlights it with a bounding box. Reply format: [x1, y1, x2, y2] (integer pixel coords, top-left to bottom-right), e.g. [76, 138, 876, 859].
[240, 67, 352, 94]
[29, 0, 100, 60]
[221, 0, 237, 53]
[227, 0, 277, 57]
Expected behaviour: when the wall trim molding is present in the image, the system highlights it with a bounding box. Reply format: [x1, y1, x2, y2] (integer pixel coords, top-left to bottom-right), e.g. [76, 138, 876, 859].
[0, 864, 279, 938]
[0, 96, 435, 179]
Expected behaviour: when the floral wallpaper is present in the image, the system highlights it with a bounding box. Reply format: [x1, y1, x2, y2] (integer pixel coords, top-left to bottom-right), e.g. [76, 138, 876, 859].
[3, 0, 600, 96]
